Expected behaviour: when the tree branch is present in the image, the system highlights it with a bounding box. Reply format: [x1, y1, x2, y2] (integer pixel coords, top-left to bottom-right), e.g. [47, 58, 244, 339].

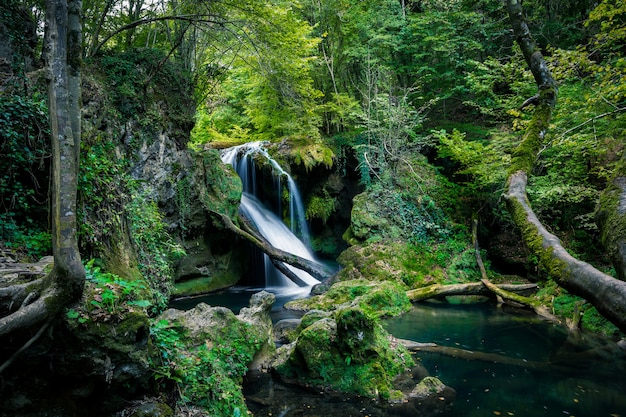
[90, 14, 230, 57]
[210, 210, 332, 282]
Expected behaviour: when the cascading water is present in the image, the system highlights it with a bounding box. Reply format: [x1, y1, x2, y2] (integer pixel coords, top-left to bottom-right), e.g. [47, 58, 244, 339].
[221, 142, 321, 291]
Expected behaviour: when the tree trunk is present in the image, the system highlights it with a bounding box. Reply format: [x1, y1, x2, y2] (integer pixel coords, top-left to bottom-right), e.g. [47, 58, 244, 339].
[48, 0, 85, 301]
[0, 0, 85, 340]
[406, 282, 538, 302]
[504, 0, 626, 333]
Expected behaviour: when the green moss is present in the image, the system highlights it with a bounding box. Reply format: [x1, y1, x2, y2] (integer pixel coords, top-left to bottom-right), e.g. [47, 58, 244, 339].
[595, 158, 626, 277]
[172, 273, 240, 296]
[199, 149, 243, 222]
[286, 279, 410, 318]
[306, 192, 337, 223]
[536, 280, 621, 336]
[508, 102, 554, 176]
[277, 308, 414, 399]
[277, 140, 335, 171]
[150, 306, 264, 416]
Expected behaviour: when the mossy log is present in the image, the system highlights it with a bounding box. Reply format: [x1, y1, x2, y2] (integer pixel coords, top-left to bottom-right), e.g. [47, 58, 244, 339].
[406, 282, 538, 302]
[211, 210, 332, 282]
[504, 0, 626, 333]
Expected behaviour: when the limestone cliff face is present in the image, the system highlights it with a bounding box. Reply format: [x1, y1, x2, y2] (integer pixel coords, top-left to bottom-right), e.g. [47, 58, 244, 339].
[79, 58, 245, 294]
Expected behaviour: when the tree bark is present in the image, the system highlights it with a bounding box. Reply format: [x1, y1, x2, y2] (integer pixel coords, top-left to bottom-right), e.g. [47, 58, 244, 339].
[504, 0, 626, 333]
[595, 159, 626, 282]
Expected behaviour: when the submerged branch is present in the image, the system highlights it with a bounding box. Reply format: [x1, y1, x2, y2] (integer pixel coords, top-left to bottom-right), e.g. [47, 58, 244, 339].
[398, 338, 546, 369]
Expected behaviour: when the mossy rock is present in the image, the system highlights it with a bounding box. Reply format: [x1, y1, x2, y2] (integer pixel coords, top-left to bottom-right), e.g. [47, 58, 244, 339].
[152, 295, 274, 416]
[274, 307, 414, 400]
[270, 138, 335, 171]
[285, 279, 410, 318]
[334, 241, 424, 287]
[198, 148, 242, 222]
[347, 182, 450, 245]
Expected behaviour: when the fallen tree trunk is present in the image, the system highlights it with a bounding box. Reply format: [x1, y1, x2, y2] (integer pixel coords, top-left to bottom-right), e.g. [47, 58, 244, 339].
[211, 210, 332, 282]
[397, 338, 546, 370]
[504, 0, 626, 333]
[406, 282, 538, 302]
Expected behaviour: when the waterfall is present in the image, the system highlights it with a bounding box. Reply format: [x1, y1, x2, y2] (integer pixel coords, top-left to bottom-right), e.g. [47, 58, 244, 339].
[221, 142, 320, 290]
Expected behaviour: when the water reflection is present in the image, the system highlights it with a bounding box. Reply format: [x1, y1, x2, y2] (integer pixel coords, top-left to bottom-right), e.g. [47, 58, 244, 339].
[384, 302, 626, 417]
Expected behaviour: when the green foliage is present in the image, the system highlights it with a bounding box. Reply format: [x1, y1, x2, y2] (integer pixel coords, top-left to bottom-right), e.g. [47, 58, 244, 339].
[84, 259, 151, 314]
[354, 88, 429, 186]
[537, 281, 620, 337]
[194, 1, 323, 144]
[435, 128, 509, 189]
[65, 259, 153, 324]
[127, 185, 186, 306]
[150, 317, 260, 415]
[78, 138, 183, 312]
[78, 140, 127, 250]
[88, 49, 194, 142]
[306, 191, 337, 223]
[0, 93, 50, 246]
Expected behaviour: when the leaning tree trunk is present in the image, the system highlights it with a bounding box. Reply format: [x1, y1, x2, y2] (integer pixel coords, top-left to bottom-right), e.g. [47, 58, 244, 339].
[504, 0, 626, 333]
[0, 0, 85, 339]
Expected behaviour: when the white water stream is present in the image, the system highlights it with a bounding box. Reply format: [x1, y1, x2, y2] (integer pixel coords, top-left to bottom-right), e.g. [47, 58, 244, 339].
[221, 142, 321, 291]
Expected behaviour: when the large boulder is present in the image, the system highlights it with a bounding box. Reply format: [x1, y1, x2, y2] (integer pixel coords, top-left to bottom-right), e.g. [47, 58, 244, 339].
[272, 307, 414, 400]
[270, 307, 455, 415]
[153, 292, 275, 416]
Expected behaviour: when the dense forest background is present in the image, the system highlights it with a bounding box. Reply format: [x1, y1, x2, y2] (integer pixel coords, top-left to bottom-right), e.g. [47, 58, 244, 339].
[2, 0, 625, 327]
[0, 0, 625, 415]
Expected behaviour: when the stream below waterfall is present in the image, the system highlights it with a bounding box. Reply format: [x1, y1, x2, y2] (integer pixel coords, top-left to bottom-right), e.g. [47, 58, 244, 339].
[171, 291, 626, 417]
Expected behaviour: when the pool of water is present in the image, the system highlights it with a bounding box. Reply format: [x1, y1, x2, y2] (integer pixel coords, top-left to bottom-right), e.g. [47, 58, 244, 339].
[169, 286, 310, 321]
[170, 288, 626, 417]
[383, 301, 626, 417]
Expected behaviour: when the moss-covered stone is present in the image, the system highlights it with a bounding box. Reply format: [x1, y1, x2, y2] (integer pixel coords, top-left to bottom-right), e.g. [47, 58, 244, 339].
[286, 278, 411, 318]
[274, 307, 414, 400]
[151, 293, 275, 416]
[270, 138, 335, 171]
[198, 148, 243, 222]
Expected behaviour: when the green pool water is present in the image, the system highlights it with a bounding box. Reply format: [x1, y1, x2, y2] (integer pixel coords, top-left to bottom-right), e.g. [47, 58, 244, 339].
[383, 301, 626, 417]
[172, 288, 626, 417]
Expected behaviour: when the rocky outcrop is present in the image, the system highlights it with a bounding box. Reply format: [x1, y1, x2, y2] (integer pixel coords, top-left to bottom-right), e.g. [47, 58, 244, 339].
[153, 291, 275, 416]
[268, 307, 454, 416]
